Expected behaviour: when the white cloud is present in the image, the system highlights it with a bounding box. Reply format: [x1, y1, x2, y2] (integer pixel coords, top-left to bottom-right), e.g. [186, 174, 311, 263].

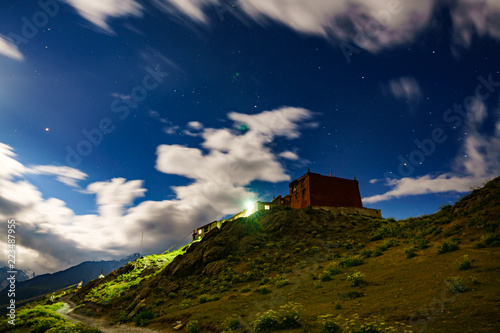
[0, 143, 27, 179]
[364, 98, 500, 204]
[363, 174, 483, 203]
[187, 121, 203, 129]
[279, 151, 299, 160]
[63, 0, 142, 33]
[449, 0, 500, 52]
[163, 125, 180, 135]
[86, 178, 146, 217]
[28, 165, 88, 187]
[0, 107, 313, 273]
[154, 0, 500, 53]
[0, 35, 24, 61]
[387, 76, 423, 104]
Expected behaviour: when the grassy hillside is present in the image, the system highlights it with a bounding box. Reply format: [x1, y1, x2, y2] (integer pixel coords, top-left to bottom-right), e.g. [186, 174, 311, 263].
[0, 289, 100, 333]
[7, 177, 500, 332]
[0, 254, 140, 305]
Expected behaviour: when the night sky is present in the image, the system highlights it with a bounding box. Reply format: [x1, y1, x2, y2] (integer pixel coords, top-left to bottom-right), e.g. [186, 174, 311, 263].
[1, 0, 499, 273]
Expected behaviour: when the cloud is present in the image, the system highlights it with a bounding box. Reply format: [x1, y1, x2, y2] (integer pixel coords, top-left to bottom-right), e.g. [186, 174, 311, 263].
[86, 178, 147, 217]
[0, 107, 313, 273]
[387, 76, 423, 104]
[63, 0, 142, 33]
[154, 0, 500, 53]
[187, 121, 203, 129]
[279, 151, 299, 160]
[0, 34, 24, 61]
[28, 165, 88, 187]
[364, 98, 500, 203]
[449, 0, 500, 53]
[163, 124, 181, 135]
[363, 175, 482, 203]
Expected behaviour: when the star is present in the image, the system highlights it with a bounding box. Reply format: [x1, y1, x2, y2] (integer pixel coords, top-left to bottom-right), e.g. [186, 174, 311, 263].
[45, 128, 50, 132]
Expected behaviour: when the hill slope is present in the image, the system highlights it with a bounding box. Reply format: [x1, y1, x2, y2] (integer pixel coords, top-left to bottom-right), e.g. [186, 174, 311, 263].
[0, 254, 140, 305]
[18, 177, 500, 332]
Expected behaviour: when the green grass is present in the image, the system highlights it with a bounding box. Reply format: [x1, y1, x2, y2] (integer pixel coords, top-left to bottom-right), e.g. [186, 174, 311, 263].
[85, 246, 188, 303]
[0, 300, 100, 333]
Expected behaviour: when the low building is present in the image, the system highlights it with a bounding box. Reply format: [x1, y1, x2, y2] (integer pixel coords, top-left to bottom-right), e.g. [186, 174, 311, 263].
[288, 171, 362, 209]
[192, 170, 381, 240]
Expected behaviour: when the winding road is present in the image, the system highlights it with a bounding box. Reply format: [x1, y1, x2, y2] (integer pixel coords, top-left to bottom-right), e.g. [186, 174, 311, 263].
[57, 296, 163, 333]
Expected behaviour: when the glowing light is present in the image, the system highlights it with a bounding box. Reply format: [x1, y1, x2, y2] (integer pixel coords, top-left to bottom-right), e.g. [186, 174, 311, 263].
[45, 128, 49, 131]
[245, 201, 255, 217]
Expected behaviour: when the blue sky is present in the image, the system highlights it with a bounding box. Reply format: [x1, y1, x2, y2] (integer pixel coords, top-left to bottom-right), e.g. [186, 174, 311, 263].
[1, 0, 499, 273]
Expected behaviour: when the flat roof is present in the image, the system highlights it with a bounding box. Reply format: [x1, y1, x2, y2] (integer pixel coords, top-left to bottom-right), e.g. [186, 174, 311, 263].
[289, 172, 358, 187]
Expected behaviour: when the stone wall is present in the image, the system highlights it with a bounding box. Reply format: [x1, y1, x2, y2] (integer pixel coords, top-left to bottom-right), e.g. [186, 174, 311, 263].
[311, 206, 382, 218]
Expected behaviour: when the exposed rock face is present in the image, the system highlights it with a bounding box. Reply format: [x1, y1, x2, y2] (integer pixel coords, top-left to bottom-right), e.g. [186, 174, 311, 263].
[163, 227, 234, 278]
[201, 260, 228, 276]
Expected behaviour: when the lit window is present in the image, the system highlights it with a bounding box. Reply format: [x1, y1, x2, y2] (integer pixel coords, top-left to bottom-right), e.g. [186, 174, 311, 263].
[265, 205, 270, 210]
[198, 229, 202, 234]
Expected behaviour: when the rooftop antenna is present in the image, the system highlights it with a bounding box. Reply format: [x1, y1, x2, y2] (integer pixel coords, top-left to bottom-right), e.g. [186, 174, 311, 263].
[140, 232, 143, 257]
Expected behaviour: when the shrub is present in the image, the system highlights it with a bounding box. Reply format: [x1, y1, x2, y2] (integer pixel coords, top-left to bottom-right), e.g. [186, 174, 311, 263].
[224, 316, 241, 331]
[317, 315, 342, 333]
[179, 300, 190, 310]
[260, 277, 271, 285]
[240, 286, 251, 293]
[474, 242, 486, 249]
[253, 302, 302, 332]
[404, 246, 417, 258]
[186, 320, 201, 333]
[379, 239, 398, 251]
[168, 292, 178, 299]
[339, 291, 364, 300]
[325, 262, 342, 275]
[346, 271, 366, 287]
[438, 241, 459, 254]
[470, 275, 480, 285]
[340, 255, 364, 268]
[457, 255, 472, 270]
[255, 286, 271, 294]
[275, 279, 290, 287]
[413, 237, 430, 249]
[135, 310, 154, 327]
[446, 277, 467, 293]
[372, 248, 383, 257]
[361, 249, 372, 258]
[28, 317, 61, 333]
[483, 233, 500, 247]
[320, 271, 332, 282]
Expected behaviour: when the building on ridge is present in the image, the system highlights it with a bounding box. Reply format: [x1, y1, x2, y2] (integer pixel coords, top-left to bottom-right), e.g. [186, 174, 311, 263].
[287, 171, 363, 209]
[192, 170, 381, 241]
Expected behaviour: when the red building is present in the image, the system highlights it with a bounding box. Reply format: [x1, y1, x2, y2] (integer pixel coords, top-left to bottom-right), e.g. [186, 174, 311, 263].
[287, 171, 362, 209]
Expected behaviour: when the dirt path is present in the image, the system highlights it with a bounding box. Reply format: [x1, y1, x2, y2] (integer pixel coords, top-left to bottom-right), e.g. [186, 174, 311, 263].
[57, 295, 164, 333]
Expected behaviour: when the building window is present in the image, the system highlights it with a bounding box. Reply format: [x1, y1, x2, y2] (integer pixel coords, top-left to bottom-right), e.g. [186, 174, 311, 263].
[302, 188, 306, 197]
[204, 227, 208, 232]
[198, 229, 202, 234]
[265, 205, 270, 210]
